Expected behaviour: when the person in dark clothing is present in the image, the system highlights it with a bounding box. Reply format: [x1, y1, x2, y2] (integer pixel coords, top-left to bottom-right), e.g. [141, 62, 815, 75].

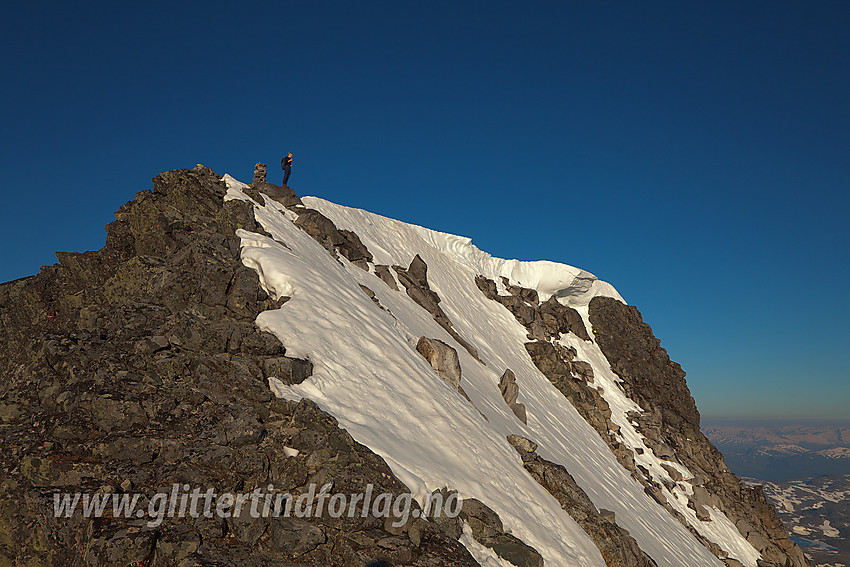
[281, 152, 293, 186]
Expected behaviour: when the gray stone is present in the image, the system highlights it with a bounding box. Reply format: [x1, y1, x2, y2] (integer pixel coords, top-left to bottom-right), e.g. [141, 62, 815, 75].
[269, 518, 326, 554]
[460, 498, 504, 539]
[263, 356, 313, 385]
[506, 434, 538, 456]
[735, 518, 755, 535]
[747, 530, 770, 552]
[692, 484, 719, 509]
[499, 369, 519, 405]
[374, 264, 398, 290]
[510, 403, 527, 424]
[252, 162, 267, 184]
[599, 508, 616, 523]
[660, 463, 683, 482]
[488, 534, 544, 567]
[416, 336, 462, 391]
[498, 369, 528, 424]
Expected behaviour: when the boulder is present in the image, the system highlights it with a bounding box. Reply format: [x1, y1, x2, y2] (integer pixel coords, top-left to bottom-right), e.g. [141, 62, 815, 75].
[498, 369, 528, 424]
[416, 336, 463, 391]
[499, 369, 519, 404]
[396, 258, 480, 361]
[506, 434, 538, 457]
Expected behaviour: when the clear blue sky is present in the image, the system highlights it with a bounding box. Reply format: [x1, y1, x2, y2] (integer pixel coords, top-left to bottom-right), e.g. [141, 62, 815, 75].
[2, 1, 848, 419]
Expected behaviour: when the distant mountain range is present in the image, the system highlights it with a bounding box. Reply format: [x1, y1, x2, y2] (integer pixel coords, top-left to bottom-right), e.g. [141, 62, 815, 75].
[702, 420, 850, 482]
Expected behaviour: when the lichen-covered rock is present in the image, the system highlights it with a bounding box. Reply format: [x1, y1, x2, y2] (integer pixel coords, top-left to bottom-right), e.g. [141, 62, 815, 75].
[456, 498, 544, 567]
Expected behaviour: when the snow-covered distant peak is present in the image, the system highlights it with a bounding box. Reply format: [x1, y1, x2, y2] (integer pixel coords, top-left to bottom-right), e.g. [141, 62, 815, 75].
[302, 196, 624, 306]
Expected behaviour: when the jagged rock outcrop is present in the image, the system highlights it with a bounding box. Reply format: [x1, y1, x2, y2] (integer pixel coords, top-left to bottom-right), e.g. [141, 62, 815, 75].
[459, 499, 544, 567]
[476, 274, 649, 483]
[244, 162, 303, 209]
[474, 276, 590, 341]
[507, 435, 658, 567]
[477, 277, 808, 567]
[246, 163, 373, 271]
[589, 297, 808, 567]
[426, 490, 544, 567]
[294, 209, 373, 269]
[0, 166, 478, 566]
[374, 265, 399, 290]
[396, 256, 480, 361]
[498, 369, 527, 424]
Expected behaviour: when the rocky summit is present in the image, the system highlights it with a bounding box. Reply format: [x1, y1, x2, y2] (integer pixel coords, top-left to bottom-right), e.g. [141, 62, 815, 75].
[0, 164, 808, 567]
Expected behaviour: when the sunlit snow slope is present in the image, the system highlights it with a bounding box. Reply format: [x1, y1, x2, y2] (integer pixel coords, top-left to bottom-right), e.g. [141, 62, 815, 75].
[223, 175, 760, 567]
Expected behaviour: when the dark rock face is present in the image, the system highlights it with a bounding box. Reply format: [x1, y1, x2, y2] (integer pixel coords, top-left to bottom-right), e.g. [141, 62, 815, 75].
[294, 209, 373, 269]
[589, 297, 808, 567]
[588, 297, 697, 429]
[478, 278, 808, 567]
[0, 166, 478, 567]
[426, 491, 544, 567]
[460, 499, 543, 567]
[522, 340, 621, 461]
[507, 435, 658, 567]
[474, 276, 589, 341]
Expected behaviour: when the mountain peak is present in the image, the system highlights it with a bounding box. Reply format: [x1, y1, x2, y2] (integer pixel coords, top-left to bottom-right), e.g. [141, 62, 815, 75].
[0, 164, 807, 567]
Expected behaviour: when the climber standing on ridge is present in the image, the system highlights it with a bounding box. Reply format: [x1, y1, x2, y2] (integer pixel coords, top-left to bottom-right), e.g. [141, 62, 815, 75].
[281, 152, 293, 187]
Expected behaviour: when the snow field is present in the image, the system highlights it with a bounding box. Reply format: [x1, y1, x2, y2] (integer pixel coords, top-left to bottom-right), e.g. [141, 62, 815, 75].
[223, 175, 755, 566]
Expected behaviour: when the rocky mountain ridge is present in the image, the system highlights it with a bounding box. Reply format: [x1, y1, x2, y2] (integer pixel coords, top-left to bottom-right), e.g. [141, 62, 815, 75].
[0, 164, 808, 567]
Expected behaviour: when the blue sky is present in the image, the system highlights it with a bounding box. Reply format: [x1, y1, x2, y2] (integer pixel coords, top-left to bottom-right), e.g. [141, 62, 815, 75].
[2, 1, 848, 418]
